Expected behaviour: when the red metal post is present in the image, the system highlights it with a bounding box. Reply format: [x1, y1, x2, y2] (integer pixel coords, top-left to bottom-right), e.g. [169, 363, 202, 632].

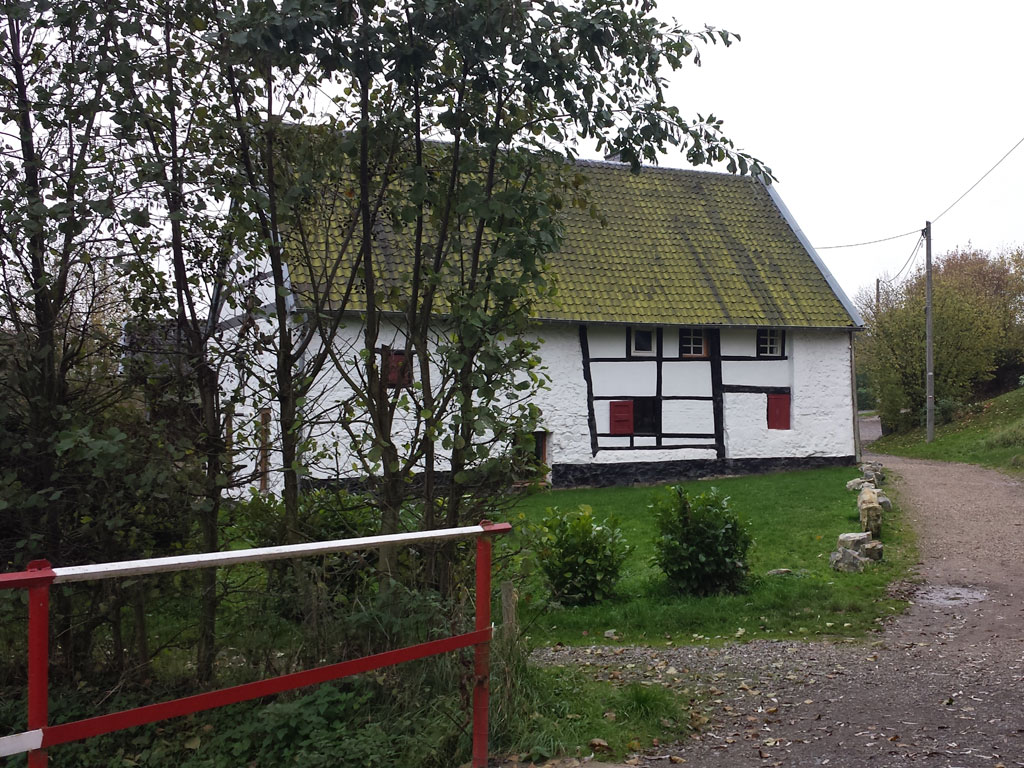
[26, 560, 54, 768]
[472, 526, 494, 768]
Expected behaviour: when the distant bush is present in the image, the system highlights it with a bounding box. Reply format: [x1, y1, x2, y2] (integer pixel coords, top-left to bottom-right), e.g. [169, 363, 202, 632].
[652, 486, 751, 596]
[919, 398, 961, 426]
[856, 386, 877, 411]
[531, 505, 631, 605]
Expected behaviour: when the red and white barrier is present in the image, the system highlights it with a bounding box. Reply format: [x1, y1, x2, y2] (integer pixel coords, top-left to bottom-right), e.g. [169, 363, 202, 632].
[0, 521, 511, 767]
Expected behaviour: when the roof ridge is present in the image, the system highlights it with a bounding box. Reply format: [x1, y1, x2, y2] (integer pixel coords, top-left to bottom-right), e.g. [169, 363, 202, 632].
[571, 156, 761, 181]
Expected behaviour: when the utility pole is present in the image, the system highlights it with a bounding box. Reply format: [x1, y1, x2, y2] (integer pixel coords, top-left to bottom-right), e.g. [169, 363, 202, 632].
[875, 278, 880, 314]
[924, 221, 934, 442]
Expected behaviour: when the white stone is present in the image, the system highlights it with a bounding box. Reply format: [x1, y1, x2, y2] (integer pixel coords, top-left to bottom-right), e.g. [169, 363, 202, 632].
[837, 532, 872, 553]
[830, 547, 868, 573]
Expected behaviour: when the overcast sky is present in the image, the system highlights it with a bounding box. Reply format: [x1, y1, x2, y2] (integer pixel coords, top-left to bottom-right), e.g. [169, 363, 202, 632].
[608, 0, 1024, 304]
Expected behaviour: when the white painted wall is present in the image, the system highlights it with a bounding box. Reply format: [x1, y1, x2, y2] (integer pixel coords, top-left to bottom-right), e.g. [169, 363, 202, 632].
[594, 447, 718, 462]
[721, 359, 790, 388]
[720, 328, 756, 356]
[587, 325, 626, 358]
[662, 361, 712, 396]
[723, 330, 854, 458]
[224, 311, 855, 492]
[531, 323, 592, 465]
[590, 362, 657, 396]
[662, 400, 716, 434]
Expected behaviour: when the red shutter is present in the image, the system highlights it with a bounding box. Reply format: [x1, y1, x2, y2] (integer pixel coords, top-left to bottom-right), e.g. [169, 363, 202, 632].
[609, 400, 634, 435]
[383, 348, 409, 387]
[767, 393, 791, 430]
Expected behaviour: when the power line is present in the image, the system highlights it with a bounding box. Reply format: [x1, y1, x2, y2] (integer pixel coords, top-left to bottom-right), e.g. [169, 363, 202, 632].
[815, 131, 1024, 252]
[931, 132, 1024, 223]
[881, 234, 924, 285]
[816, 229, 920, 250]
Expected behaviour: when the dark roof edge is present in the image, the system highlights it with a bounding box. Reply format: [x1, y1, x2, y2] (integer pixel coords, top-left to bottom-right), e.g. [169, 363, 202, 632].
[572, 156, 755, 182]
[762, 182, 864, 328]
[291, 307, 857, 330]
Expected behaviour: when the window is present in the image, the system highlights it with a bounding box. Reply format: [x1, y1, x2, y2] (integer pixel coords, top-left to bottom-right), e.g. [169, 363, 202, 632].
[609, 398, 659, 435]
[381, 346, 412, 388]
[634, 398, 659, 434]
[767, 393, 791, 430]
[679, 327, 706, 357]
[757, 328, 784, 357]
[532, 430, 549, 465]
[631, 328, 654, 355]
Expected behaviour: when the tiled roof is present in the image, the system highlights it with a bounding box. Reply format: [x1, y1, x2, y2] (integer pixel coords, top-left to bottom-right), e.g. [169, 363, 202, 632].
[537, 161, 857, 328]
[289, 159, 860, 329]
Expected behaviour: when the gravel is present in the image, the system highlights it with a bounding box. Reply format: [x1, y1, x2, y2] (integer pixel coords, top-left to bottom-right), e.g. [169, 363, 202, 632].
[533, 448, 1024, 767]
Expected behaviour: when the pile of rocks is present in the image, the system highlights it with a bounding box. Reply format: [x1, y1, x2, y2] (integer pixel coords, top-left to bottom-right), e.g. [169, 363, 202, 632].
[831, 462, 891, 573]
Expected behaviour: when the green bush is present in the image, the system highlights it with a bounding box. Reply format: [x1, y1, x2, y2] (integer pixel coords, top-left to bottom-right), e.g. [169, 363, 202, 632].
[531, 505, 631, 605]
[652, 486, 752, 596]
[919, 397, 961, 426]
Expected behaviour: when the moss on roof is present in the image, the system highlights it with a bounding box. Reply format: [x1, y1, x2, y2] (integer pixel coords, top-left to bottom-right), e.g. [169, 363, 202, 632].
[288, 158, 859, 329]
[538, 161, 856, 328]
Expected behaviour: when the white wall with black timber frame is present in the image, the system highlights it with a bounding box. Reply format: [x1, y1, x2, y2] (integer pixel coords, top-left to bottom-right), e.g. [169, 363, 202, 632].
[580, 324, 722, 458]
[574, 324, 854, 466]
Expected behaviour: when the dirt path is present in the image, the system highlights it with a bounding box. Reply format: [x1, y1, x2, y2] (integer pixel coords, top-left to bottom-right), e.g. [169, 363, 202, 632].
[536, 450, 1024, 767]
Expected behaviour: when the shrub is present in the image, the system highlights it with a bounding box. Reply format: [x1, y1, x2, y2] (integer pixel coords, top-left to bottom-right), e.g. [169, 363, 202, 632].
[531, 505, 631, 605]
[652, 486, 752, 596]
[856, 386, 877, 411]
[919, 397, 961, 426]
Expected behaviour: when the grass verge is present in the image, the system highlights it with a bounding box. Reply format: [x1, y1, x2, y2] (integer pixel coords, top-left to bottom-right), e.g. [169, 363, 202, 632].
[504, 466, 914, 647]
[492, 652, 697, 763]
[870, 386, 1024, 472]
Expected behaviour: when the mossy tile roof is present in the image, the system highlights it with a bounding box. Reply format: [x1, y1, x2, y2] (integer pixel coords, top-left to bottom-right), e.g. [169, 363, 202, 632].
[537, 162, 858, 328]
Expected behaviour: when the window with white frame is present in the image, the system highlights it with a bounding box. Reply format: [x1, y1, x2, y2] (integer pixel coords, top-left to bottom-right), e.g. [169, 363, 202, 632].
[631, 327, 655, 355]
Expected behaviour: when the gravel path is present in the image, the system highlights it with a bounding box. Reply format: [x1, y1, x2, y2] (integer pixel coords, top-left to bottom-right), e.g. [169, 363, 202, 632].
[534, 449, 1024, 767]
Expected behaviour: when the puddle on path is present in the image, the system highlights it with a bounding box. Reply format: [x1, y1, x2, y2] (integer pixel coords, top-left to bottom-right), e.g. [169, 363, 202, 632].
[915, 585, 988, 606]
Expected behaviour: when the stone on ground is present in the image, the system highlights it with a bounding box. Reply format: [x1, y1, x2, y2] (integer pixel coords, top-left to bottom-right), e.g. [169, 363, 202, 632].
[830, 547, 869, 572]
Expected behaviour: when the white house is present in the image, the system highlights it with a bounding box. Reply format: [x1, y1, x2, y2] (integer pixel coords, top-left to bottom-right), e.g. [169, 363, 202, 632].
[235, 160, 862, 490]
[501, 162, 862, 486]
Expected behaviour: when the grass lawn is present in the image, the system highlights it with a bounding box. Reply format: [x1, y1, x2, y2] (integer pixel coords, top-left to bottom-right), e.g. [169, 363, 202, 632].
[504, 466, 914, 647]
[870, 386, 1024, 472]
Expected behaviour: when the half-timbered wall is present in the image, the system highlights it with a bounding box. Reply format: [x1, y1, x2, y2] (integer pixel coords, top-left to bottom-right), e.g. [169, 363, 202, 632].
[225, 317, 854, 492]
[543, 324, 854, 471]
